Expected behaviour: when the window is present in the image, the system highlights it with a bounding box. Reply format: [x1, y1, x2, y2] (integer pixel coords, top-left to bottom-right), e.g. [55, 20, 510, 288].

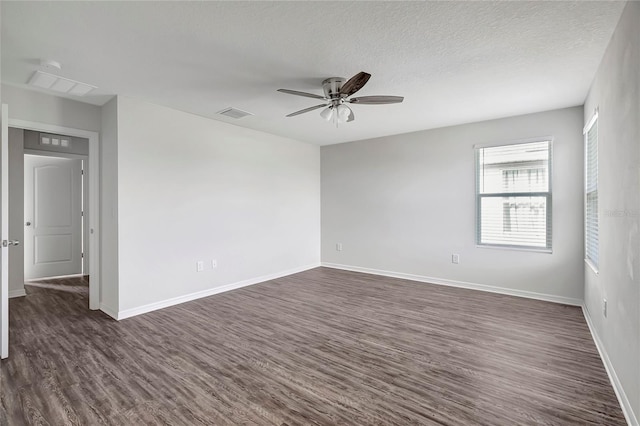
[476, 140, 552, 249]
[585, 113, 598, 270]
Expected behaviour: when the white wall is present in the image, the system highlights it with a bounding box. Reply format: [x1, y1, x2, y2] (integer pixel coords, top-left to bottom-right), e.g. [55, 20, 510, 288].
[8, 127, 23, 297]
[583, 2, 640, 423]
[322, 107, 585, 303]
[1, 84, 101, 132]
[111, 96, 320, 313]
[100, 98, 119, 313]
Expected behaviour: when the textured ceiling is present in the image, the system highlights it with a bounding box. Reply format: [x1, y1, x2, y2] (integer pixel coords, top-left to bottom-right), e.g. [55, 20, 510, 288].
[1, 1, 625, 145]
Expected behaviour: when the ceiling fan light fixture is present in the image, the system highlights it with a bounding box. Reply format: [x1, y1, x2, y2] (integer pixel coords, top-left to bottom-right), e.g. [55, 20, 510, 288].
[320, 106, 333, 121]
[337, 104, 351, 123]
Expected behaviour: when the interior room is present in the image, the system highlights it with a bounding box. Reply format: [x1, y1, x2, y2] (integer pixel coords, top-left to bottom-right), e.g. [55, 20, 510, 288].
[0, 1, 638, 425]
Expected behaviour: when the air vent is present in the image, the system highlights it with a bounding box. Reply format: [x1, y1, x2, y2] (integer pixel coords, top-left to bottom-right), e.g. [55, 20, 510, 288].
[217, 107, 254, 119]
[28, 71, 97, 96]
[40, 133, 71, 148]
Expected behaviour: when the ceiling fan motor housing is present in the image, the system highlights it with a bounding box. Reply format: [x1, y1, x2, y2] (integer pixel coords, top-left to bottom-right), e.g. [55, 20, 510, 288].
[322, 77, 346, 102]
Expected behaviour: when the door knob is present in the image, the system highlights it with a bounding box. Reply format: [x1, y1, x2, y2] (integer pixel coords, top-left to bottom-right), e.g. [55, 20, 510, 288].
[2, 240, 20, 247]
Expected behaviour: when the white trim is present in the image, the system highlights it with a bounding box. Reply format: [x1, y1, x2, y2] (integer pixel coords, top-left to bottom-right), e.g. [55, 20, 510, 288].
[582, 305, 638, 426]
[476, 244, 553, 254]
[2, 104, 10, 359]
[321, 262, 583, 306]
[8, 119, 100, 311]
[473, 135, 554, 149]
[583, 109, 599, 135]
[23, 149, 87, 160]
[114, 263, 320, 320]
[8, 289, 26, 298]
[585, 258, 599, 275]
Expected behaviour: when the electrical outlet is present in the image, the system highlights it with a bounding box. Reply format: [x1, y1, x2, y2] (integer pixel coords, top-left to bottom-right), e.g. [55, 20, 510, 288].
[603, 299, 607, 318]
[336, 243, 343, 251]
[452, 254, 460, 264]
[211, 259, 217, 269]
[196, 261, 204, 272]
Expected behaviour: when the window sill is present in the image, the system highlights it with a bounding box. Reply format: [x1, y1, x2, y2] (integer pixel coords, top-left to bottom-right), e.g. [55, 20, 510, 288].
[585, 259, 599, 275]
[476, 244, 552, 254]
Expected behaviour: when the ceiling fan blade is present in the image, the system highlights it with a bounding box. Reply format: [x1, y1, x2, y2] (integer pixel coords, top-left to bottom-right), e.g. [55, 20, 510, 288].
[277, 88, 326, 100]
[349, 95, 404, 105]
[339, 71, 371, 97]
[286, 103, 328, 117]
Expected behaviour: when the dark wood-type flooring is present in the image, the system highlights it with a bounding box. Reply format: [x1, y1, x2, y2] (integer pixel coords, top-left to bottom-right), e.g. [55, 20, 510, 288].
[1, 268, 626, 425]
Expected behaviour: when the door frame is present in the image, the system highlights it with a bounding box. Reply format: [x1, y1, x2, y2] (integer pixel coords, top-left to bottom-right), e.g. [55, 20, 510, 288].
[2, 104, 9, 358]
[9, 119, 100, 310]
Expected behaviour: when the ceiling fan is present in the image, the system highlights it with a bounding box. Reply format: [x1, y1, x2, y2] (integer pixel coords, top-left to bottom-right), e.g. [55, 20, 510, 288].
[277, 71, 403, 124]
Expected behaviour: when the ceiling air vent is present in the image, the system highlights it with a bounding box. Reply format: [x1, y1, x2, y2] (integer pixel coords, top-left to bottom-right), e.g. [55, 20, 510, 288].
[217, 107, 254, 119]
[28, 71, 97, 96]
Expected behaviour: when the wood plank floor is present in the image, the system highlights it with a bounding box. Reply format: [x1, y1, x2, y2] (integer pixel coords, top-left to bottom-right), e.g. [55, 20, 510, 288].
[1, 268, 625, 425]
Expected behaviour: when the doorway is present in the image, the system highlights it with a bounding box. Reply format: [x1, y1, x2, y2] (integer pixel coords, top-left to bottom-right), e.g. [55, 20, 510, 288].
[7, 119, 100, 312]
[11, 129, 90, 297]
[2, 113, 100, 359]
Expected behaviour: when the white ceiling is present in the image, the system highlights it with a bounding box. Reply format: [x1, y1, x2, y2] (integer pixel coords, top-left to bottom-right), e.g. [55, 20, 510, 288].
[1, 1, 625, 145]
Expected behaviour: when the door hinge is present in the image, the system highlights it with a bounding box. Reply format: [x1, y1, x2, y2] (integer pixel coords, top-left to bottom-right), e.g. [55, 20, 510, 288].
[81, 169, 84, 175]
[81, 252, 84, 258]
[81, 211, 84, 217]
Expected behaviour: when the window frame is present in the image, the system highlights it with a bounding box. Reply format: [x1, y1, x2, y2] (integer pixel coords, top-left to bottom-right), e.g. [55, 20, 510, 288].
[584, 111, 599, 274]
[475, 137, 553, 252]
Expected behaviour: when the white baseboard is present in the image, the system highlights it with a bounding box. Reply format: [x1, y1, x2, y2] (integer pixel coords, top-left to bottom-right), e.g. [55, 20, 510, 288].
[114, 263, 321, 320]
[8, 289, 26, 298]
[582, 305, 638, 426]
[321, 262, 583, 306]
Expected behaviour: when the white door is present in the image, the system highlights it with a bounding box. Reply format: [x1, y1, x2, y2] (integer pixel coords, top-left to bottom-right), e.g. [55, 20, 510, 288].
[1, 104, 10, 359]
[24, 155, 83, 280]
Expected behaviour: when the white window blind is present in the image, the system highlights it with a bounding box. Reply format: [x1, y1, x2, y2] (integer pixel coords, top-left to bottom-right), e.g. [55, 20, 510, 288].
[585, 115, 599, 270]
[476, 140, 552, 249]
